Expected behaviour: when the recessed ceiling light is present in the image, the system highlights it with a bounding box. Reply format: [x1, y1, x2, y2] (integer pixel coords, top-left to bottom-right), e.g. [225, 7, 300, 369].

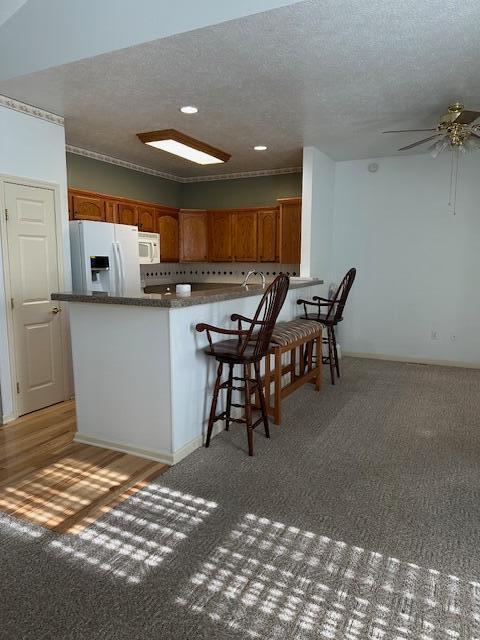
[254, 145, 267, 151]
[180, 106, 198, 114]
[137, 129, 230, 165]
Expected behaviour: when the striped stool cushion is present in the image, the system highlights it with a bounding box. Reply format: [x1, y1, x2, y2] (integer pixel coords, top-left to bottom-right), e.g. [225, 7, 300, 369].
[270, 319, 321, 347]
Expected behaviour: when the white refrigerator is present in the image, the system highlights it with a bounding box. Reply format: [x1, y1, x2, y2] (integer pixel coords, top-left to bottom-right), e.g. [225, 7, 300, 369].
[70, 220, 141, 296]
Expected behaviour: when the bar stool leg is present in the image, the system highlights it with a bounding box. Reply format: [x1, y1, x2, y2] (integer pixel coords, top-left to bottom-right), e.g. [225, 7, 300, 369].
[206, 361, 223, 447]
[274, 348, 282, 425]
[244, 364, 254, 456]
[331, 326, 340, 378]
[327, 327, 335, 385]
[314, 335, 322, 391]
[254, 360, 270, 439]
[225, 363, 234, 431]
[264, 352, 271, 414]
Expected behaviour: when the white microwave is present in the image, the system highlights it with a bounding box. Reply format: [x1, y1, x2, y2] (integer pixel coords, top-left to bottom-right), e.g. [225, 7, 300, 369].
[138, 231, 160, 264]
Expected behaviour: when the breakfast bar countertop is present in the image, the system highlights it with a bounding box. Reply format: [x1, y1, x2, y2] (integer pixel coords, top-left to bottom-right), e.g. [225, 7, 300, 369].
[52, 278, 324, 309]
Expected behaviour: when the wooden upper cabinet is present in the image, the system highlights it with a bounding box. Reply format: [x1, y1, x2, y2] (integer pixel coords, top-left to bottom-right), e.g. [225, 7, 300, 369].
[277, 197, 301, 264]
[208, 210, 233, 261]
[137, 205, 155, 232]
[179, 210, 208, 262]
[234, 210, 258, 262]
[71, 194, 105, 222]
[257, 208, 278, 262]
[156, 211, 179, 262]
[105, 200, 118, 223]
[118, 203, 138, 227]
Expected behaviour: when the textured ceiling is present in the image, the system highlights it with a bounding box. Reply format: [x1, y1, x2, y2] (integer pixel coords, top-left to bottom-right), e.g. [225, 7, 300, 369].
[1, 0, 479, 177]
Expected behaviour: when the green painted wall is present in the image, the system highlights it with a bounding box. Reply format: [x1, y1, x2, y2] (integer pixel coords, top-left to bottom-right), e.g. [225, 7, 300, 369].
[66, 153, 181, 207]
[180, 172, 302, 208]
[66, 152, 302, 209]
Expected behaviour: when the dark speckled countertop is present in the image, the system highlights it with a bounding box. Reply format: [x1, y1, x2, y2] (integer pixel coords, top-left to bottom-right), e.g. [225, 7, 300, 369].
[51, 279, 323, 309]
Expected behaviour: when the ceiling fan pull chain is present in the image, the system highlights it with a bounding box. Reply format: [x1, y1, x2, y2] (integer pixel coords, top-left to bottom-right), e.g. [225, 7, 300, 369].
[448, 149, 455, 208]
[453, 148, 460, 216]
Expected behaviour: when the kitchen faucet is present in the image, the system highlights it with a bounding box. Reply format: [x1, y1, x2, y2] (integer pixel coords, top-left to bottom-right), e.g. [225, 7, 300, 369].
[241, 270, 266, 287]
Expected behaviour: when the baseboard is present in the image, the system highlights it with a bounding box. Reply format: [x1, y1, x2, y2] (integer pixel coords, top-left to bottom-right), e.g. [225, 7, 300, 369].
[172, 422, 224, 464]
[1, 412, 16, 425]
[73, 434, 174, 465]
[74, 422, 225, 466]
[343, 351, 480, 370]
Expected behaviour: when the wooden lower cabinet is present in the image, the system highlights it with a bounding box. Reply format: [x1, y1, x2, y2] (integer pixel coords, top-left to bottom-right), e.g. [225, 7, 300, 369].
[71, 194, 105, 221]
[179, 210, 208, 262]
[209, 210, 233, 261]
[277, 198, 301, 264]
[118, 203, 138, 227]
[156, 212, 179, 262]
[234, 210, 258, 261]
[257, 208, 278, 262]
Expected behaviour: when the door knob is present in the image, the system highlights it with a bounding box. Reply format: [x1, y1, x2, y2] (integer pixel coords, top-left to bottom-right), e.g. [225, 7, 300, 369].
[52, 307, 62, 314]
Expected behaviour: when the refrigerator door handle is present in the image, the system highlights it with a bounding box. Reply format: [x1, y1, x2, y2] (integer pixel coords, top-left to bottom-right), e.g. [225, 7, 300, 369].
[117, 241, 126, 296]
[112, 241, 122, 295]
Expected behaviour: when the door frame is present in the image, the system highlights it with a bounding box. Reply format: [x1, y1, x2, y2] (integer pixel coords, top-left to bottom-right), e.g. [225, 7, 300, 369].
[0, 174, 71, 422]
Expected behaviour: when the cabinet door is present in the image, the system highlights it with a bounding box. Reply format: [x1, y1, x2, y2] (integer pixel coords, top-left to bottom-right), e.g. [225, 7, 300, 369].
[71, 194, 105, 221]
[156, 212, 179, 262]
[179, 210, 208, 262]
[258, 209, 278, 262]
[118, 203, 138, 226]
[234, 210, 258, 262]
[209, 210, 233, 261]
[278, 199, 301, 263]
[105, 200, 118, 223]
[138, 205, 155, 232]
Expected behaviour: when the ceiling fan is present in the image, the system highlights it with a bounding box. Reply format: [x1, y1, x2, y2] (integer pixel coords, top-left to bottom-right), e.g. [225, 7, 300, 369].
[383, 102, 480, 155]
[383, 102, 480, 215]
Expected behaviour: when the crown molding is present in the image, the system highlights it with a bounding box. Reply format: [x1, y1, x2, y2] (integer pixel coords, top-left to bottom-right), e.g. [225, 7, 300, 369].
[183, 166, 302, 182]
[66, 145, 183, 182]
[0, 94, 64, 126]
[66, 144, 301, 183]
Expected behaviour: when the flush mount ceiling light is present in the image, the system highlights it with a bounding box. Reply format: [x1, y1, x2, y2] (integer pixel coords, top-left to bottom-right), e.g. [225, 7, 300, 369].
[137, 129, 230, 165]
[254, 145, 268, 151]
[180, 105, 198, 114]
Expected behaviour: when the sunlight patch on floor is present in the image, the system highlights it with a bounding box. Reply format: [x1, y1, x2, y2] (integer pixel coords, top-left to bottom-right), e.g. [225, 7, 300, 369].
[176, 513, 480, 639]
[49, 485, 217, 584]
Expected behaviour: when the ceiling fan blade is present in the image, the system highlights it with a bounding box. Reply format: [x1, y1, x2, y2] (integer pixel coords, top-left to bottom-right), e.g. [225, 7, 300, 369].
[470, 132, 480, 139]
[398, 134, 441, 151]
[453, 110, 480, 125]
[383, 129, 436, 133]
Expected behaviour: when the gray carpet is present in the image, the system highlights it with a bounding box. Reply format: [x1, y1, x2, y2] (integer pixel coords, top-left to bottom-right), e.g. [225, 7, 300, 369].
[2, 357, 480, 639]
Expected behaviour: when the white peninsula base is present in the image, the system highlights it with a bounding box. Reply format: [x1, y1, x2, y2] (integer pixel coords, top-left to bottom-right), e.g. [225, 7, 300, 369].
[64, 281, 323, 464]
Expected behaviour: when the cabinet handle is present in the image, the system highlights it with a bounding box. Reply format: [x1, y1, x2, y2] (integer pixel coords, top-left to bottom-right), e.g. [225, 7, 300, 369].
[51, 307, 62, 314]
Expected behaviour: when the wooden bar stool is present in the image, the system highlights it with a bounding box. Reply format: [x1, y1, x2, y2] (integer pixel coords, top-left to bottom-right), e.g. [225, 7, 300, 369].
[297, 268, 356, 384]
[196, 275, 290, 456]
[263, 320, 323, 425]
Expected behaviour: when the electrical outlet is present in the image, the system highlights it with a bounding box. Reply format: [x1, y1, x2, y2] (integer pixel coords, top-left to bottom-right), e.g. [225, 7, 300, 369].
[450, 333, 457, 342]
[431, 329, 439, 341]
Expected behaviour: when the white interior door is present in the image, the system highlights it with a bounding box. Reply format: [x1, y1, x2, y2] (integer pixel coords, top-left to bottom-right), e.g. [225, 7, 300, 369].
[5, 182, 65, 416]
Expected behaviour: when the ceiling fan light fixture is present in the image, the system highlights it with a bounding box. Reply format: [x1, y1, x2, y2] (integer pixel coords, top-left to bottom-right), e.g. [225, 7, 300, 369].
[137, 129, 231, 165]
[429, 138, 448, 158]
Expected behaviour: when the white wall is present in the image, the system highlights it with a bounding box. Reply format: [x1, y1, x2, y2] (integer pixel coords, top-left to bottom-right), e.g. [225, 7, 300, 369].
[0, 104, 71, 419]
[332, 152, 480, 366]
[301, 147, 335, 282]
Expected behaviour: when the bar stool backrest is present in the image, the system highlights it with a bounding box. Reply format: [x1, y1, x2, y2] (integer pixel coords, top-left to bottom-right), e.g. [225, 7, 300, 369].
[326, 268, 356, 322]
[243, 274, 290, 358]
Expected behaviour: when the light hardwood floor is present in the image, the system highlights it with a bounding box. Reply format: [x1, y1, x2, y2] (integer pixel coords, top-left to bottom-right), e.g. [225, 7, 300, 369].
[0, 401, 168, 533]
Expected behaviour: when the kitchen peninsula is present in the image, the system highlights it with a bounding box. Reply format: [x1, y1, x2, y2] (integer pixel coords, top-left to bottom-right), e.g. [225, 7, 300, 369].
[53, 279, 323, 464]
